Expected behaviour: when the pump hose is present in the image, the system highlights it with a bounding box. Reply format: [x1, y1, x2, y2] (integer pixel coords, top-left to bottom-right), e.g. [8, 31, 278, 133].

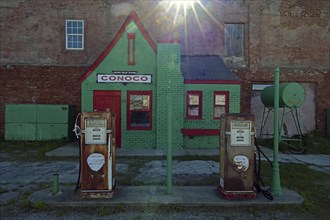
[74, 137, 81, 192]
[73, 113, 81, 192]
[254, 137, 274, 200]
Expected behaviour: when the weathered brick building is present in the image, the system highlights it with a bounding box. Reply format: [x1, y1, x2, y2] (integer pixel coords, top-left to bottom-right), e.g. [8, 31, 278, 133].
[1, 0, 329, 141]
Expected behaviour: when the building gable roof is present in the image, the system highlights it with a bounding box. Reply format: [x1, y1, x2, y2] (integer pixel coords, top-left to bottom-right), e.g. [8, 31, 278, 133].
[181, 55, 241, 84]
[80, 10, 156, 82]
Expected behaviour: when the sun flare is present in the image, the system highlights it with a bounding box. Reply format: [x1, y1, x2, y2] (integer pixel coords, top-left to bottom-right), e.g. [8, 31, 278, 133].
[170, 0, 200, 7]
[161, 0, 201, 24]
[167, 0, 201, 13]
[159, 0, 218, 51]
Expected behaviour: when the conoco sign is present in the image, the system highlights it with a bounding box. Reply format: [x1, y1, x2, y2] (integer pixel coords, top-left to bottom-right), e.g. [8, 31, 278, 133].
[97, 74, 151, 83]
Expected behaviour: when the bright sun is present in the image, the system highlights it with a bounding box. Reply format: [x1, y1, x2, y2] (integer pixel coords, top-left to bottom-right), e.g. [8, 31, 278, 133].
[168, 0, 200, 9]
[160, 0, 205, 30]
[160, 0, 214, 48]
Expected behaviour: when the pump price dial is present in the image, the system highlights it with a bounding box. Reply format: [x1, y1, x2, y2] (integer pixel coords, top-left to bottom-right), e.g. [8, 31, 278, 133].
[230, 120, 251, 146]
[86, 118, 106, 127]
[85, 118, 107, 145]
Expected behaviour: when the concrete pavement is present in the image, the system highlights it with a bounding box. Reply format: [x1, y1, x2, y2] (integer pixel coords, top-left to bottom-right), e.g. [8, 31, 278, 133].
[46, 141, 330, 174]
[23, 141, 330, 207]
[29, 186, 303, 208]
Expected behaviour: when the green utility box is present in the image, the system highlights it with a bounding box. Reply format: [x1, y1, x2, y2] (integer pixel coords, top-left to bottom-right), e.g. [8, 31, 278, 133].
[5, 104, 75, 141]
[5, 104, 37, 123]
[5, 123, 36, 141]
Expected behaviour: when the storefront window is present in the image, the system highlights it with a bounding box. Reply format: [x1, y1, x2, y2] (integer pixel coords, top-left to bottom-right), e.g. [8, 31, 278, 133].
[186, 91, 202, 119]
[127, 91, 152, 129]
[214, 91, 229, 119]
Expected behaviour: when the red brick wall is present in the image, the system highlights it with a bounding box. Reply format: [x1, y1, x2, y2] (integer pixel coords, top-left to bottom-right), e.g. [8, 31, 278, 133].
[1, 0, 329, 137]
[1, 66, 328, 139]
[0, 66, 86, 139]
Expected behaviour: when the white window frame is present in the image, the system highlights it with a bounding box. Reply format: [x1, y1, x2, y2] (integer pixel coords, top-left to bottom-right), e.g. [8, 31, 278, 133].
[65, 20, 84, 50]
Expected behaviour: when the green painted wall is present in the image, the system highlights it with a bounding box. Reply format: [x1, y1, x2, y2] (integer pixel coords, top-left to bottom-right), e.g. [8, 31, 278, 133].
[81, 20, 241, 150]
[156, 43, 184, 150]
[81, 21, 157, 149]
[183, 84, 241, 148]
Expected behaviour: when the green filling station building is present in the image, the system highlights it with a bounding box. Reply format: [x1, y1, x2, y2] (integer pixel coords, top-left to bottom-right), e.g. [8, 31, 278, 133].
[80, 11, 241, 150]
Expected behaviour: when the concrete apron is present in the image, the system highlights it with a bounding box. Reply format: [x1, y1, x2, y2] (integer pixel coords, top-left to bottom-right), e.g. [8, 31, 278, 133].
[29, 186, 303, 207]
[30, 142, 313, 207]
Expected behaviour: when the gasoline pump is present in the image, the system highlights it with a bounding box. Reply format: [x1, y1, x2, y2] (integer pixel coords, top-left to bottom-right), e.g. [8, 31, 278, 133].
[218, 113, 256, 199]
[76, 111, 116, 198]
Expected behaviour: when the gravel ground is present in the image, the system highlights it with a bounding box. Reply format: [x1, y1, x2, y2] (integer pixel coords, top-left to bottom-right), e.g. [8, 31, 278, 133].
[0, 153, 325, 219]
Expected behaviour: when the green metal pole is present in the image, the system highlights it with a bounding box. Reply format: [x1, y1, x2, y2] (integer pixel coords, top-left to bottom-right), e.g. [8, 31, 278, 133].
[272, 67, 282, 196]
[52, 173, 59, 196]
[167, 92, 173, 194]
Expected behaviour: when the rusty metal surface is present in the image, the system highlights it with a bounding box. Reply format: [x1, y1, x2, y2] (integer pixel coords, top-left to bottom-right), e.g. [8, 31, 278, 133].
[80, 189, 116, 199]
[220, 113, 255, 193]
[80, 112, 116, 197]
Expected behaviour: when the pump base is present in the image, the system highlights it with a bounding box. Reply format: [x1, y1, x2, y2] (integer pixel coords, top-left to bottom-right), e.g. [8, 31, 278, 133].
[217, 186, 256, 199]
[80, 188, 116, 199]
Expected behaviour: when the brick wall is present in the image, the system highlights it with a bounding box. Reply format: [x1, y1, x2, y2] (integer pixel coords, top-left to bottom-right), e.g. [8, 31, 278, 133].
[156, 43, 184, 149]
[80, 18, 158, 149]
[1, 0, 329, 137]
[236, 68, 330, 135]
[0, 65, 85, 138]
[183, 84, 241, 148]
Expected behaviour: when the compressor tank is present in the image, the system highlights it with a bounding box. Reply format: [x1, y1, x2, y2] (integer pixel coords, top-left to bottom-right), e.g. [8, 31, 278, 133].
[261, 83, 305, 108]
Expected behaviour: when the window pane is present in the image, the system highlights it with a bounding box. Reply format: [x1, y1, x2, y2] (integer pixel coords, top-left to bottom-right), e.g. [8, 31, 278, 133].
[188, 94, 199, 105]
[66, 20, 84, 49]
[130, 95, 142, 110]
[225, 23, 244, 57]
[130, 95, 149, 110]
[142, 96, 150, 109]
[188, 106, 199, 116]
[214, 106, 226, 118]
[215, 95, 226, 105]
[130, 111, 150, 127]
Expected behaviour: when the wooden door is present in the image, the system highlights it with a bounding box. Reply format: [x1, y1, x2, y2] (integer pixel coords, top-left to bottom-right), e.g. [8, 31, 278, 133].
[93, 91, 121, 147]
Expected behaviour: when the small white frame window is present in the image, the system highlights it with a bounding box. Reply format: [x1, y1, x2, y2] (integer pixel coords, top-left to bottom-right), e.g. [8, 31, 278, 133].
[66, 20, 84, 50]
